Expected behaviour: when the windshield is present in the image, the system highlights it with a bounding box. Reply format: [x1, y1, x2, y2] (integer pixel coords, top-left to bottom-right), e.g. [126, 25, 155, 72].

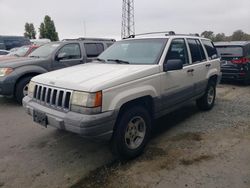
[28, 43, 60, 58]
[8, 46, 29, 57]
[98, 39, 168, 64]
[216, 46, 243, 57]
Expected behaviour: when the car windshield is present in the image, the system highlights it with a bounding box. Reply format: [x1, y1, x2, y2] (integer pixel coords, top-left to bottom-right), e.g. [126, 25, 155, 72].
[216, 46, 243, 57]
[98, 38, 168, 65]
[28, 43, 60, 58]
[8, 46, 30, 57]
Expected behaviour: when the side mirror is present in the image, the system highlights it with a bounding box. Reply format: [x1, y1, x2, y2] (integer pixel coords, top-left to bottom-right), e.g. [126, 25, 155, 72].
[163, 59, 183, 72]
[56, 52, 67, 61]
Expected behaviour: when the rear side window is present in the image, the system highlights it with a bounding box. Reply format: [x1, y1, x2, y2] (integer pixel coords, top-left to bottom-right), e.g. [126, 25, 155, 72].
[202, 40, 218, 60]
[187, 39, 206, 63]
[84, 43, 104, 57]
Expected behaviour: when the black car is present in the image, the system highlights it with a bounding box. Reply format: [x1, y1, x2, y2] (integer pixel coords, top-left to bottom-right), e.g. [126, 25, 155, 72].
[214, 41, 250, 84]
[0, 36, 31, 50]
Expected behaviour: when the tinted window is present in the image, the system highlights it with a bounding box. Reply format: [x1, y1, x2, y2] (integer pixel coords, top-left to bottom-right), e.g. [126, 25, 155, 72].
[202, 40, 218, 59]
[98, 39, 167, 65]
[216, 46, 243, 57]
[58, 43, 81, 60]
[187, 39, 206, 63]
[84, 43, 104, 57]
[165, 38, 189, 65]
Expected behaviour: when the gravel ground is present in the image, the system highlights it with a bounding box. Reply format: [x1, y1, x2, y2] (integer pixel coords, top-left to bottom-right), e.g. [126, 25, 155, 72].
[0, 83, 250, 188]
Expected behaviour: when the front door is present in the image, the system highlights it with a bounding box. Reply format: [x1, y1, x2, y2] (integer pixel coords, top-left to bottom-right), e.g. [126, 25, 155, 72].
[52, 43, 83, 70]
[160, 38, 194, 111]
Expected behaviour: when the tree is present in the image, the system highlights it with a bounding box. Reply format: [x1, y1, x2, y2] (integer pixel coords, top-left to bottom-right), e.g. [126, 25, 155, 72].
[201, 31, 215, 40]
[214, 33, 226, 42]
[39, 23, 46, 39]
[231, 30, 250, 41]
[24, 23, 36, 39]
[39, 15, 59, 41]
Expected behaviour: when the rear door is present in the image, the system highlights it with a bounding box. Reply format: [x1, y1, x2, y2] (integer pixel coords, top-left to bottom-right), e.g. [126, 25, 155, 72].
[186, 38, 210, 96]
[52, 43, 83, 70]
[160, 38, 194, 110]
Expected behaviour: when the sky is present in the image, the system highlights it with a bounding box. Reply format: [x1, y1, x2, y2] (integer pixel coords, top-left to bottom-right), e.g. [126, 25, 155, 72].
[0, 0, 249, 40]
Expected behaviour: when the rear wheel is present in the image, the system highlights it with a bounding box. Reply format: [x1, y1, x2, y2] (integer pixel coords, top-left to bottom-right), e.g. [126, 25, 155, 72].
[196, 80, 216, 111]
[112, 105, 152, 160]
[15, 76, 32, 104]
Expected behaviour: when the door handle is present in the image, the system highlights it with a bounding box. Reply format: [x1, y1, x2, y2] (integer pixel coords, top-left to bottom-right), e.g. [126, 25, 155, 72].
[187, 69, 194, 73]
[206, 64, 211, 67]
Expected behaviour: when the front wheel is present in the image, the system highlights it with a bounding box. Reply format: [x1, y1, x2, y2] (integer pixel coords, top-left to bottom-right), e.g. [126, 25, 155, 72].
[112, 106, 152, 160]
[15, 76, 32, 104]
[196, 80, 216, 111]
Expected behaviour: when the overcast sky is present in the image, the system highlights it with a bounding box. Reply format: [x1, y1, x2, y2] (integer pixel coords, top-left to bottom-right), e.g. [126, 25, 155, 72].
[0, 0, 249, 40]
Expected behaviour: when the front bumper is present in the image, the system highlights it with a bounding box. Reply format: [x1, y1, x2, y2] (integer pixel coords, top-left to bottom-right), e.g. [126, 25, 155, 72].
[23, 96, 117, 140]
[0, 76, 15, 96]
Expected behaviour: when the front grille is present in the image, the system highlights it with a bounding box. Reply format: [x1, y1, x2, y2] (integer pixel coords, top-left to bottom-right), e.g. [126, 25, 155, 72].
[33, 84, 72, 111]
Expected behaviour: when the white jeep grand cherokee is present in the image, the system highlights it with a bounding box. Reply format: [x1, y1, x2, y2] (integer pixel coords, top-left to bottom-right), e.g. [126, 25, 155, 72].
[23, 32, 221, 159]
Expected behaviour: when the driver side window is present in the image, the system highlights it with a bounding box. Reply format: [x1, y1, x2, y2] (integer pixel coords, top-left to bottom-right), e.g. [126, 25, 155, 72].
[165, 39, 189, 65]
[57, 43, 81, 60]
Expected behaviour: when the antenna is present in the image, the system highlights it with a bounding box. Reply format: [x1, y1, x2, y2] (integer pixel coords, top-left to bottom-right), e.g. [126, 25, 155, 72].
[121, 0, 135, 39]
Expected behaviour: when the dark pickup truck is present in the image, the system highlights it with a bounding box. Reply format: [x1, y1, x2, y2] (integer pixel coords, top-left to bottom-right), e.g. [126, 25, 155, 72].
[0, 38, 115, 103]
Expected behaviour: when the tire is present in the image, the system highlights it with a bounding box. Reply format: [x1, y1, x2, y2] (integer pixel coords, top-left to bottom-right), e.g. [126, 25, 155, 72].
[15, 76, 32, 104]
[196, 80, 216, 111]
[112, 105, 152, 160]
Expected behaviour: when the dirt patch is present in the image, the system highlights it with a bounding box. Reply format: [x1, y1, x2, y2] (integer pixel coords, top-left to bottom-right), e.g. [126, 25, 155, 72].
[0, 182, 4, 187]
[170, 132, 203, 142]
[180, 155, 214, 166]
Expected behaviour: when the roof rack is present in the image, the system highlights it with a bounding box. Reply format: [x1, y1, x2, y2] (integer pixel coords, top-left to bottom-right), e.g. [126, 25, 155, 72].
[123, 31, 200, 39]
[124, 31, 176, 39]
[62, 38, 116, 42]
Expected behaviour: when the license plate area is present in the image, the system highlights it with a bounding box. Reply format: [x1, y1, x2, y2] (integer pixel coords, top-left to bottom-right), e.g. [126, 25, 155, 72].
[33, 110, 48, 127]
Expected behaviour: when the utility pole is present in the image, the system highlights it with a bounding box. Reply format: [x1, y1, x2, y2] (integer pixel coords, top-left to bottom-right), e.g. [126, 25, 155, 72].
[121, 0, 135, 39]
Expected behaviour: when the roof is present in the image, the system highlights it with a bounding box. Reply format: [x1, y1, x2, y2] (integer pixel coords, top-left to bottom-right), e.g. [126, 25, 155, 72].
[214, 41, 250, 46]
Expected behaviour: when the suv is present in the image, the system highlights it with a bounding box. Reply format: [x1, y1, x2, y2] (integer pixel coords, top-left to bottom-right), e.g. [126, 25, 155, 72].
[214, 41, 250, 84]
[0, 38, 115, 103]
[0, 36, 31, 50]
[23, 32, 221, 159]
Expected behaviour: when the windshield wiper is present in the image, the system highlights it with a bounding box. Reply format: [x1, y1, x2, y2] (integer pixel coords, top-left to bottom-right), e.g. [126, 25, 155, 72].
[96, 58, 106, 62]
[29, 55, 40, 58]
[107, 59, 130, 64]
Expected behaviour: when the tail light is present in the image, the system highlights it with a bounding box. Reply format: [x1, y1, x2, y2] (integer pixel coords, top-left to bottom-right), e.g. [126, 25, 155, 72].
[231, 57, 250, 64]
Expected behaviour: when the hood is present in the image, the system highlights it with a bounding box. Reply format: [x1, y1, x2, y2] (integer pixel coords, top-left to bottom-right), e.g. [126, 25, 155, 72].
[0, 57, 45, 68]
[32, 62, 160, 92]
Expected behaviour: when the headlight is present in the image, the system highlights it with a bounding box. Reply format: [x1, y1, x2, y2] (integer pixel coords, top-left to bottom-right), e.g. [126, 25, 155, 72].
[71, 91, 102, 114]
[0, 68, 13, 77]
[28, 81, 36, 97]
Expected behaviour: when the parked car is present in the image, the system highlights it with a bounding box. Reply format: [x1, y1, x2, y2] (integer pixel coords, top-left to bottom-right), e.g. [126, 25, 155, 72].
[0, 38, 115, 103]
[30, 39, 51, 46]
[214, 41, 250, 84]
[0, 50, 9, 56]
[0, 36, 31, 50]
[23, 32, 221, 159]
[7, 45, 39, 57]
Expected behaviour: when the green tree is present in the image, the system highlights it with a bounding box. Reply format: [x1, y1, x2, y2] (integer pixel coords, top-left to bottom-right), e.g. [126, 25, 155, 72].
[231, 30, 250, 41]
[39, 23, 46, 39]
[24, 23, 36, 39]
[39, 15, 59, 41]
[214, 33, 226, 42]
[201, 31, 215, 40]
